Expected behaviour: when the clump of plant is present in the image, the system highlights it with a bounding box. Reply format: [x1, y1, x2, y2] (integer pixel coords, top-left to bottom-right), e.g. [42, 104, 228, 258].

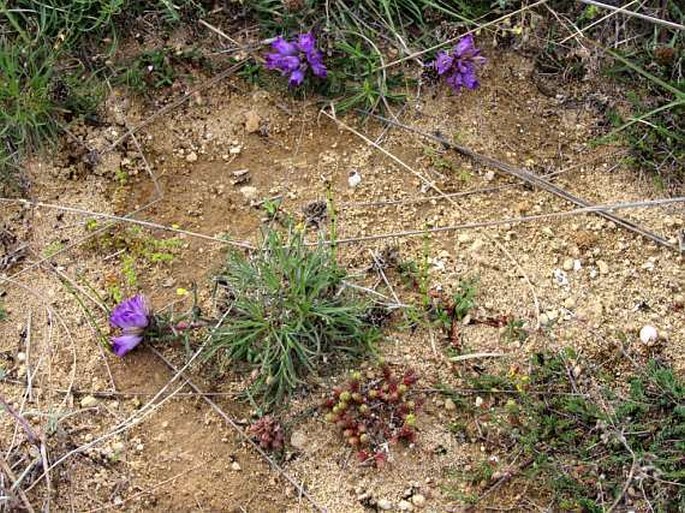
[324, 365, 420, 466]
[442, 349, 685, 511]
[249, 415, 285, 452]
[207, 228, 379, 407]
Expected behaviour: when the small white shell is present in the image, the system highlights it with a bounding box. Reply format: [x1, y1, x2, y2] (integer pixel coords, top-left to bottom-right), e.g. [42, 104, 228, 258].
[639, 325, 658, 344]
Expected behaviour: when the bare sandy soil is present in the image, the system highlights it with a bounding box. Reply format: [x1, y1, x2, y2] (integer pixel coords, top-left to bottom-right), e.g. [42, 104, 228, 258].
[1, 35, 683, 513]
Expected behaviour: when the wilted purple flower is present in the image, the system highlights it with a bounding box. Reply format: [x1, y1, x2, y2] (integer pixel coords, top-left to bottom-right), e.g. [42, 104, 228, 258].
[109, 294, 151, 357]
[433, 35, 485, 92]
[265, 33, 327, 86]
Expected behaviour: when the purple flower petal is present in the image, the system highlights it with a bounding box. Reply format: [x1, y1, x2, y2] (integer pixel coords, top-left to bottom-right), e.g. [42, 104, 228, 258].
[289, 68, 305, 86]
[265, 54, 301, 73]
[296, 33, 316, 54]
[434, 51, 454, 75]
[271, 36, 298, 56]
[111, 333, 143, 357]
[454, 35, 475, 58]
[110, 295, 150, 331]
[305, 51, 327, 78]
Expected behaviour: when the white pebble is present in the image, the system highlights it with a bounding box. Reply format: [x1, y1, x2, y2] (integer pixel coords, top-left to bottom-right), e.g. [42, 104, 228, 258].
[639, 325, 658, 344]
[348, 170, 362, 188]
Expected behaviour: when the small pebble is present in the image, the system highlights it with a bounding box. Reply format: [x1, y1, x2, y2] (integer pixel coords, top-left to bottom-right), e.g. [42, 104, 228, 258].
[597, 260, 609, 275]
[244, 110, 262, 133]
[411, 494, 426, 508]
[80, 395, 99, 408]
[239, 186, 259, 201]
[231, 461, 242, 472]
[444, 398, 457, 411]
[290, 430, 308, 451]
[398, 500, 414, 511]
[563, 297, 576, 309]
[185, 151, 198, 163]
[348, 170, 362, 188]
[377, 498, 393, 510]
[16, 352, 26, 362]
[639, 325, 658, 344]
[562, 258, 574, 271]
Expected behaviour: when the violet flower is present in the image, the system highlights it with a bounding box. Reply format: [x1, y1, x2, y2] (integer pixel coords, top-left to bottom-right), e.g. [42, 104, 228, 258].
[265, 33, 327, 87]
[433, 35, 486, 92]
[109, 294, 151, 357]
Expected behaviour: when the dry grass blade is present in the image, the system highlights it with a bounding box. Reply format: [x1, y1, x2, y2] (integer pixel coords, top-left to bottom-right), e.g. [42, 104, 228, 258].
[0, 453, 35, 513]
[577, 0, 685, 30]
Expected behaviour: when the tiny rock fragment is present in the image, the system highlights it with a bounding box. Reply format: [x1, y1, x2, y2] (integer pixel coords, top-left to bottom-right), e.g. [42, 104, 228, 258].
[244, 110, 262, 134]
[239, 186, 259, 201]
[469, 239, 484, 253]
[398, 499, 414, 511]
[597, 260, 609, 275]
[231, 169, 250, 185]
[80, 395, 99, 408]
[444, 398, 457, 411]
[562, 258, 574, 271]
[185, 151, 198, 163]
[377, 498, 393, 510]
[231, 461, 242, 471]
[411, 494, 426, 508]
[639, 325, 658, 344]
[348, 170, 362, 188]
[290, 430, 308, 451]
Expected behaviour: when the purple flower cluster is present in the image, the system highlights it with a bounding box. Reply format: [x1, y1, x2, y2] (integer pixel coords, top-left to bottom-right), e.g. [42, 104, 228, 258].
[265, 33, 327, 86]
[110, 295, 151, 357]
[433, 35, 485, 92]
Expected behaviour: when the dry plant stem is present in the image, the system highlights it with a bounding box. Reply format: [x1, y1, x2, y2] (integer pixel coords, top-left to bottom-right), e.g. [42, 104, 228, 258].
[557, 0, 641, 45]
[0, 393, 38, 445]
[321, 109, 542, 328]
[318, 197, 685, 245]
[0, 195, 164, 283]
[369, 250, 401, 306]
[149, 347, 328, 513]
[0, 453, 35, 513]
[449, 352, 505, 362]
[25, 312, 33, 402]
[606, 432, 638, 512]
[0, 198, 254, 249]
[46, 263, 117, 391]
[577, 0, 685, 30]
[363, 112, 677, 250]
[340, 149, 627, 209]
[106, 60, 246, 152]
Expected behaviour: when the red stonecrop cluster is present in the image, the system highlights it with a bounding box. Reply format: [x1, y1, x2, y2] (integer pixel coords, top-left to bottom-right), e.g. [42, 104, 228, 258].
[324, 365, 419, 466]
[249, 415, 285, 452]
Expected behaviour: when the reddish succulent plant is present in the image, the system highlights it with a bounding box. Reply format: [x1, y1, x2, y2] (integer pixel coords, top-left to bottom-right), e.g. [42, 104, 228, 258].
[324, 365, 420, 466]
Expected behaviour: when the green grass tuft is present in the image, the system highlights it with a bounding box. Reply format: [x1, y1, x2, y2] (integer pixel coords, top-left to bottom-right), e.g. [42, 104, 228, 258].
[207, 228, 379, 408]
